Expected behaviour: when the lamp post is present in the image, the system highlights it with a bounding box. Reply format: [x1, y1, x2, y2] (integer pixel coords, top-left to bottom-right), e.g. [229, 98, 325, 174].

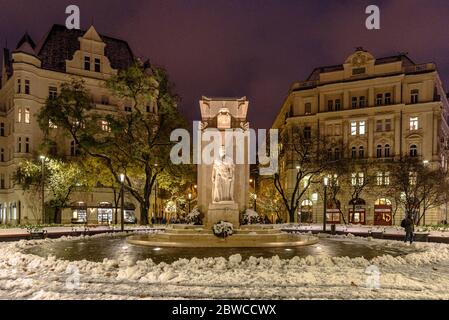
[296, 166, 301, 223]
[323, 177, 329, 232]
[254, 194, 257, 212]
[422, 160, 429, 226]
[119, 174, 125, 232]
[188, 193, 192, 213]
[39, 156, 47, 224]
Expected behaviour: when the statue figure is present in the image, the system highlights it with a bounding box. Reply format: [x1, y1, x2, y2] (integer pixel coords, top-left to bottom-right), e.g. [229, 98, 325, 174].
[212, 146, 235, 203]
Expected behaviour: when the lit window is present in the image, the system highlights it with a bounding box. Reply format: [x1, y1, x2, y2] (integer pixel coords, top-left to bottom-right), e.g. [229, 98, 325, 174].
[101, 120, 111, 132]
[409, 171, 417, 186]
[351, 122, 357, 136]
[410, 117, 419, 131]
[351, 173, 357, 186]
[18, 108, 22, 123]
[384, 172, 390, 185]
[359, 121, 366, 135]
[24, 108, 30, 124]
[377, 172, 383, 186]
[358, 172, 365, 185]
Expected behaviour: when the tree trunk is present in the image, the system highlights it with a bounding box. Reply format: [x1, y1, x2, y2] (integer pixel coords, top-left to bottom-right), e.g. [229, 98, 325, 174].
[140, 202, 149, 225]
[53, 207, 62, 224]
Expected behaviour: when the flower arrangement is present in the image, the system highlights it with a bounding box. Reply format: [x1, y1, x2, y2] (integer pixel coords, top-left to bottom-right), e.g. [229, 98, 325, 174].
[242, 209, 261, 225]
[212, 221, 234, 238]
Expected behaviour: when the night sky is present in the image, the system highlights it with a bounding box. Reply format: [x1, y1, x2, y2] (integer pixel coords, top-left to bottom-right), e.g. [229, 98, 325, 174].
[2, 0, 449, 129]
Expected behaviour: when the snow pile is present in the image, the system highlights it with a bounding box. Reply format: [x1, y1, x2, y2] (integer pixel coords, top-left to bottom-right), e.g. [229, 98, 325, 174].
[242, 209, 260, 225]
[1, 234, 449, 299]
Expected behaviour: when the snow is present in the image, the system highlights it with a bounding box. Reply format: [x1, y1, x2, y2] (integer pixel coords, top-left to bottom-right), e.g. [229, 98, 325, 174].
[0, 233, 449, 300]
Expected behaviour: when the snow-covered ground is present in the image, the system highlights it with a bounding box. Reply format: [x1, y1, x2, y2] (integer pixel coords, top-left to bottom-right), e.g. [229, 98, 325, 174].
[0, 233, 449, 300]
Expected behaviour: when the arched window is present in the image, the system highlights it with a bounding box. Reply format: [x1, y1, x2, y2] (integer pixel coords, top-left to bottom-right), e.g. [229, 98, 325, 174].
[359, 146, 365, 158]
[351, 147, 357, 159]
[376, 145, 382, 158]
[410, 144, 418, 157]
[384, 144, 390, 158]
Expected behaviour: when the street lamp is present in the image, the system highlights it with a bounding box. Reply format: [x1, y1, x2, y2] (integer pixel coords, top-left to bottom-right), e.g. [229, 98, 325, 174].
[39, 156, 47, 224]
[323, 176, 329, 232]
[119, 174, 125, 232]
[188, 193, 192, 213]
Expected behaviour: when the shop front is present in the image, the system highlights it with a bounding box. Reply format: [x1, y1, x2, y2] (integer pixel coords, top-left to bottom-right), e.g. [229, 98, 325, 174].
[374, 198, 393, 226]
[299, 200, 313, 223]
[349, 199, 366, 225]
[326, 200, 341, 224]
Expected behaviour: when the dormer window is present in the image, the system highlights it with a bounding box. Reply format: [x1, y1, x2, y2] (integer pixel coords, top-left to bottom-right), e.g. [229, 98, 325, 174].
[84, 56, 91, 71]
[94, 58, 101, 72]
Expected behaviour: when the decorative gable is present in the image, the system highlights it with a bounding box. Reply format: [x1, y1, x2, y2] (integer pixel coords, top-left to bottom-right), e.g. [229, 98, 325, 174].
[65, 26, 117, 78]
[343, 49, 376, 78]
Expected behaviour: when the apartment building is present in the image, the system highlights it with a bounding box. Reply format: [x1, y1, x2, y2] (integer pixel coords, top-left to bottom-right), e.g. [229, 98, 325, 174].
[272, 48, 449, 225]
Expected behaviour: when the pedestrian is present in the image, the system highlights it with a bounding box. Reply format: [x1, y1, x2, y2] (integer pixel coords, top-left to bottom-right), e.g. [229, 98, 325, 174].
[401, 215, 415, 244]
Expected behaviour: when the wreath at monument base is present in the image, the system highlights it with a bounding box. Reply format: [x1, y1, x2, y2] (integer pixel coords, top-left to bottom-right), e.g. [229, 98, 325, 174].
[212, 221, 234, 238]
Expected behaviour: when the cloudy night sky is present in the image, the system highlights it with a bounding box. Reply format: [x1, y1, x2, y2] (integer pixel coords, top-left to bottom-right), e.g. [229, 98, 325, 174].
[1, 0, 449, 129]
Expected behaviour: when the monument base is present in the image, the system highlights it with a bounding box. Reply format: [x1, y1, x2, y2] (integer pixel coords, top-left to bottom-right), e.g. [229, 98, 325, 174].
[205, 202, 240, 229]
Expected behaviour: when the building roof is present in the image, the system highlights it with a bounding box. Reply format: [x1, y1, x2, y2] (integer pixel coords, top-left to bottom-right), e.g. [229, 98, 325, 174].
[35, 24, 135, 72]
[306, 53, 417, 81]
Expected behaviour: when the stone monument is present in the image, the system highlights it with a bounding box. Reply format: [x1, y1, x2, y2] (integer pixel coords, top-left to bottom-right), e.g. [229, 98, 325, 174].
[197, 97, 250, 229]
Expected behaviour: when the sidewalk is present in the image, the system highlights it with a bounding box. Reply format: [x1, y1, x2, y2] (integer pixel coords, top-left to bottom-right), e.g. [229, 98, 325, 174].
[281, 224, 449, 243]
[0, 225, 166, 242]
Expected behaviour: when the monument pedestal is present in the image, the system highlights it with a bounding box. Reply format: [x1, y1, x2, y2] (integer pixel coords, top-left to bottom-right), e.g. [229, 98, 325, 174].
[205, 202, 240, 229]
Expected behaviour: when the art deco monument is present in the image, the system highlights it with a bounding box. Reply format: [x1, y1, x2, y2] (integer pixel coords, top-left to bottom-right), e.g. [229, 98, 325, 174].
[197, 97, 250, 228]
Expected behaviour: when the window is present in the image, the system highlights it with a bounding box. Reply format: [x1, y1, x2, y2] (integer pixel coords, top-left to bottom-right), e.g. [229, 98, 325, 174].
[376, 94, 383, 106]
[328, 100, 334, 112]
[303, 127, 311, 140]
[385, 93, 392, 105]
[101, 120, 111, 132]
[352, 172, 364, 186]
[385, 119, 392, 131]
[351, 147, 357, 159]
[146, 105, 151, 113]
[84, 56, 91, 71]
[17, 137, 22, 153]
[334, 148, 341, 160]
[305, 103, 312, 115]
[351, 122, 357, 136]
[24, 80, 30, 94]
[327, 149, 333, 160]
[335, 99, 341, 111]
[410, 117, 419, 131]
[18, 107, 22, 123]
[17, 79, 21, 94]
[377, 172, 390, 186]
[376, 120, 383, 132]
[101, 96, 109, 105]
[411, 89, 419, 104]
[384, 144, 391, 158]
[0, 123, 4, 136]
[376, 145, 383, 158]
[94, 58, 101, 72]
[410, 144, 418, 157]
[124, 106, 132, 112]
[24, 108, 30, 124]
[351, 97, 358, 109]
[359, 96, 366, 108]
[49, 86, 58, 99]
[1, 149, 4, 162]
[409, 171, 417, 186]
[0, 174, 4, 189]
[25, 138, 30, 153]
[359, 121, 366, 135]
[359, 146, 365, 158]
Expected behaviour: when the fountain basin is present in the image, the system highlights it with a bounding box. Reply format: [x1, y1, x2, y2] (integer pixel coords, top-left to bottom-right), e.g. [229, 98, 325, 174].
[127, 225, 318, 248]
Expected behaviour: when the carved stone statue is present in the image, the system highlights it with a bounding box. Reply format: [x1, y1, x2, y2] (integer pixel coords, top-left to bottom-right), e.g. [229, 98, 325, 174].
[212, 147, 235, 203]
